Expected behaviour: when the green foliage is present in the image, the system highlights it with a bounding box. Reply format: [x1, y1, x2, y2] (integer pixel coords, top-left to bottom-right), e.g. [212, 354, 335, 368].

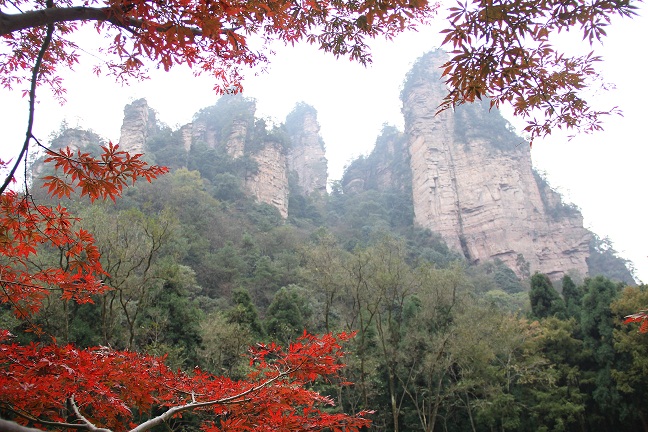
[562, 275, 584, 319]
[530, 272, 566, 319]
[23, 112, 647, 432]
[287, 170, 324, 225]
[284, 102, 323, 151]
[611, 285, 648, 427]
[146, 126, 187, 170]
[403, 227, 464, 268]
[244, 202, 284, 231]
[139, 263, 203, 368]
[533, 170, 583, 221]
[227, 288, 264, 338]
[193, 94, 256, 144]
[265, 285, 311, 344]
[453, 98, 523, 152]
[198, 311, 254, 378]
[341, 125, 411, 194]
[187, 142, 257, 188]
[580, 276, 624, 425]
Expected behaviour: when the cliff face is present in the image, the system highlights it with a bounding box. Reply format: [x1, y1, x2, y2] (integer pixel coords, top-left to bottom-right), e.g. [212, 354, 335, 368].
[401, 50, 591, 279]
[115, 96, 329, 219]
[245, 142, 289, 219]
[118, 99, 159, 154]
[286, 105, 328, 196]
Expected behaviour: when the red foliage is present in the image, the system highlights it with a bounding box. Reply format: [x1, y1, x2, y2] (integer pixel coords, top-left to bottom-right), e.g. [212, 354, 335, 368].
[0, 0, 435, 95]
[0, 117, 368, 432]
[42, 143, 168, 202]
[0, 144, 167, 321]
[0, 331, 371, 432]
[624, 310, 648, 333]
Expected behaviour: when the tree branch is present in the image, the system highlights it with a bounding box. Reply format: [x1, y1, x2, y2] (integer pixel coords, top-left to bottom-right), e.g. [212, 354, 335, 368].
[129, 368, 292, 432]
[0, 6, 209, 37]
[0, 3, 54, 196]
[68, 396, 112, 432]
[0, 404, 94, 431]
[0, 418, 45, 432]
[1, 7, 114, 35]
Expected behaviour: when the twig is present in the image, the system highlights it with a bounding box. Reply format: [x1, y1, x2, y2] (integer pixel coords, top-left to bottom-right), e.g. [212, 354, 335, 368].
[0, 3, 54, 196]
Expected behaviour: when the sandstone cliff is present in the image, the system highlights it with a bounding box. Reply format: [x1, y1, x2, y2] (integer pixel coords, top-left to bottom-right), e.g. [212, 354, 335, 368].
[118, 99, 159, 154]
[115, 96, 330, 219]
[401, 50, 591, 279]
[245, 141, 289, 219]
[285, 104, 328, 196]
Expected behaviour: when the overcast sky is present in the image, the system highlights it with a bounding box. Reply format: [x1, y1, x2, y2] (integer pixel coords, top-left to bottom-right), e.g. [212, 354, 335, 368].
[1, 4, 646, 281]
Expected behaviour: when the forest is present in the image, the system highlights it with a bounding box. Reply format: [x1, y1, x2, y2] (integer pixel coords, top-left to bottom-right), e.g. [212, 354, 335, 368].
[2, 94, 647, 432]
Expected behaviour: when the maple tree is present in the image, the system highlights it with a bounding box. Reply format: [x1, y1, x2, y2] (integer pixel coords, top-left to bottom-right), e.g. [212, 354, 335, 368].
[438, 0, 639, 141]
[0, 330, 372, 432]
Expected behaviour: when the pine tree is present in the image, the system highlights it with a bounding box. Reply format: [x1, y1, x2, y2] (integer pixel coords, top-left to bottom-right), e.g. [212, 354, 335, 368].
[529, 273, 566, 319]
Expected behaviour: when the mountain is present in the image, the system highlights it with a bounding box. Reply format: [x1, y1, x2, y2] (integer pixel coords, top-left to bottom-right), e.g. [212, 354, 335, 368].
[343, 50, 634, 282]
[43, 56, 634, 282]
[400, 50, 591, 278]
[117, 96, 328, 219]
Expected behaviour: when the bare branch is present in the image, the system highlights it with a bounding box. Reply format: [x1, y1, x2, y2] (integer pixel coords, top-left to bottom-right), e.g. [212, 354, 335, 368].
[129, 368, 293, 432]
[0, 405, 95, 431]
[0, 6, 211, 37]
[0, 418, 45, 432]
[0, 3, 54, 196]
[68, 396, 112, 432]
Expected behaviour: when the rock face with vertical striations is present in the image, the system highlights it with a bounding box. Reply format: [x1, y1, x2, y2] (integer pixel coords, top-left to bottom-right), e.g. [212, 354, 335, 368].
[118, 99, 159, 154]
[401, 50, 591, 279]
[286, 104, 328, 196]
[113, 96, 333, 219]
[245, 142, 290, 219]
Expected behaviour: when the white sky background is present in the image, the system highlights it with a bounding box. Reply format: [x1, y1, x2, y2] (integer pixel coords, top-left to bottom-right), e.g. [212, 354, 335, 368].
[1, 3, 647, 281]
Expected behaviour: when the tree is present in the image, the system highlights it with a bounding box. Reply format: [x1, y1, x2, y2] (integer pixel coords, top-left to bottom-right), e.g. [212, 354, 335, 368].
[265, 285, 310, 344]
[562, 274, 583, 319]
[580, 276, 624, 428]
[0, 0, 436, 206]
[0, 154, 371, 432]
[1, 0, 640, 429]
[0, 330, 371, 432]
[611, 285, 648, 431]
[529, 272, 566, 319]
[226, 288, 264, 338]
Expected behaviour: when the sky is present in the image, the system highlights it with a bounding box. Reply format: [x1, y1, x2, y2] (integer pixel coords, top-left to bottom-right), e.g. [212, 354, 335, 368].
[1, 4, 647, 281]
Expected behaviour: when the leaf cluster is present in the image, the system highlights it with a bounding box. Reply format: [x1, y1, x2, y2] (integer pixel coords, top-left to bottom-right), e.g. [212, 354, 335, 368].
[439, 0, 637, 140]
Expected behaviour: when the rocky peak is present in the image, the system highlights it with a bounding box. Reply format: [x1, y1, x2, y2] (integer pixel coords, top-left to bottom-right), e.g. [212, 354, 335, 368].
[401, 50, 591, 279]
[285, 104, 328, 196]
[118, 99, 159, 154]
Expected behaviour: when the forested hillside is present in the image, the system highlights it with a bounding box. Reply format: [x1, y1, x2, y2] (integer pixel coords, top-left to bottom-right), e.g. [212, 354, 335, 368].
[5, 92, 645, 432]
